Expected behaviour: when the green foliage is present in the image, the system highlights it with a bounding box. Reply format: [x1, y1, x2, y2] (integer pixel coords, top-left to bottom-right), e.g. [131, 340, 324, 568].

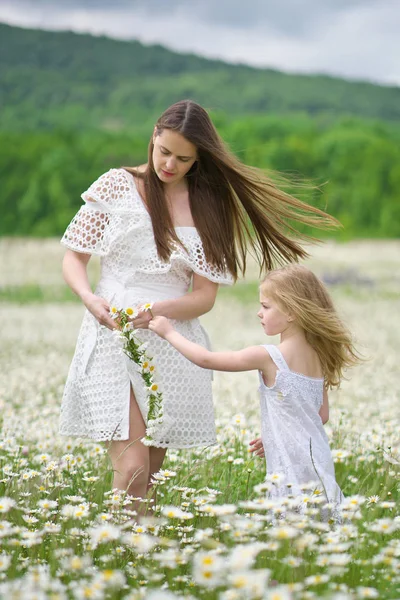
[1, 114, 400, 238]
[1, 24, 400, 238]
[0, 129, 147, 236]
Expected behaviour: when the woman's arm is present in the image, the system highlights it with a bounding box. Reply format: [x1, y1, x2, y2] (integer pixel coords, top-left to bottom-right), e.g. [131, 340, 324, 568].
[62, 249, 116, 329]
[132, 272, 218, 328]
[149, 316, 269, 372]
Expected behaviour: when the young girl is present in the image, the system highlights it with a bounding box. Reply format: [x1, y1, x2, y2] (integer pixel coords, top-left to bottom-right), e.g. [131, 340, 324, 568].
[149, 264, 359, 505]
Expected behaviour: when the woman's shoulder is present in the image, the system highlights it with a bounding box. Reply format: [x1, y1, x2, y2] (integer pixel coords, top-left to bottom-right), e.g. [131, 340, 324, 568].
[123, 165, 147, 199]
[81, 167, 142, 212]
[83, 167, 129, 194]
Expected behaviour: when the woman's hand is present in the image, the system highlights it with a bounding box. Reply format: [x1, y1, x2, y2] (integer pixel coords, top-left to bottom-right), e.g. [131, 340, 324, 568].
[249, 437, 265, 458]
[148, 316, 174, 338]
[83, 292, 116, 330]
[131, 309, 153, 330]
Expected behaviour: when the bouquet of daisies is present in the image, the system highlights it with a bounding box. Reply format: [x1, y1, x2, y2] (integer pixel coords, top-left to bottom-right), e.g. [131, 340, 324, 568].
[110, 305, 163, 445]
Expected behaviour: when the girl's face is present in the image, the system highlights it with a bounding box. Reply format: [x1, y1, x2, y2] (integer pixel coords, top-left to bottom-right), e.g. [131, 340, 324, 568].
[152, 129, 198, 185]
[257, 293, 292, 336]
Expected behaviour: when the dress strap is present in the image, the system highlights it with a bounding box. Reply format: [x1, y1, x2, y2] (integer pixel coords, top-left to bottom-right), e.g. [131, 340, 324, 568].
[262, 345, 290, 371]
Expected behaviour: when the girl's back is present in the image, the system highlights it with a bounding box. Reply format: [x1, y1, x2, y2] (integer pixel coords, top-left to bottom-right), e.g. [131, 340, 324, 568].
[259, 344, 343, 504]
[277, 341, 323, 380]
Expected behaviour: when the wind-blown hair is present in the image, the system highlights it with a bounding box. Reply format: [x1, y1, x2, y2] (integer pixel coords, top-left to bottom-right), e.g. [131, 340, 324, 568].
[260, 265, 360, 389]
[125, 100, 339, 280]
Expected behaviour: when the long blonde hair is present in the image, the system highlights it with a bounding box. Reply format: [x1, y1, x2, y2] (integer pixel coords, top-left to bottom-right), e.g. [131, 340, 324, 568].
[260, 265, 360, 388]
[124, 100, 339, 279]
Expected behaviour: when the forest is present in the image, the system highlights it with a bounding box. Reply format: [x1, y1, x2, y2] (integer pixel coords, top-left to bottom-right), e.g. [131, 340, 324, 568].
[1, 23, 400, 237]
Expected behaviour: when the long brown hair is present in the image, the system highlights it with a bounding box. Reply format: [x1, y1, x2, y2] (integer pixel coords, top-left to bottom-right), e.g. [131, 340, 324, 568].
[260, 265, 361, 388]
[124, 100, 339, 280]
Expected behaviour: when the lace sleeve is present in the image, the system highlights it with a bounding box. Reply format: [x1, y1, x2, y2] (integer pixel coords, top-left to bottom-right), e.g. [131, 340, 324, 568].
[178, 230, 234, 286]
[60, 169, 127, 256]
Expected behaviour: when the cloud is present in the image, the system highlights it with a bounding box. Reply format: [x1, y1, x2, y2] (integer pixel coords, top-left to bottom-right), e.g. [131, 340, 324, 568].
[0, 0, 398, 85]
[1, 0, 378, 32]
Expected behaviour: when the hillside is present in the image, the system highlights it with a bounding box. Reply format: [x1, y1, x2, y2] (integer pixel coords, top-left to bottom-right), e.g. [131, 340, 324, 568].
[1, 23, 400, 239]
[1, 23, 400, 131]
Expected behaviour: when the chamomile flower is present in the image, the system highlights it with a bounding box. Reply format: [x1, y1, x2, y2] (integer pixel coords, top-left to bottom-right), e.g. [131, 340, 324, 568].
[368, 519, 398, 534]
[331, 449, 351, 462]
[268, 526, 299, 540]
[367, 495, 380, 505]
[0, 553, 11, 571]
[141, 360, 152, 372]
[0, 498, 16, 513]
[125, 307, 138, 319]
[264, 586, 293, 600]
[192, 552, 225, 588]
[88, 524, 121, 546]
[305, 574, 330, 585]
[148, 382, 160, 393]
[356, 587, 379, 598]
[266, 472, 285, 485]
[162, 506, 193, 520]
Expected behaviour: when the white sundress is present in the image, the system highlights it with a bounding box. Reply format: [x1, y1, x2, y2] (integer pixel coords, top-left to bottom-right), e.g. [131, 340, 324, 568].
[259, 345, 344, 505]
[59, 168, 233, 448]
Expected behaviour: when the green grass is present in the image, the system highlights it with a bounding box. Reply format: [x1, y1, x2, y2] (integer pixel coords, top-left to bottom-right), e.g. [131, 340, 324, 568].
[0, 284, 80, 303]
[0, 426, 398, 598]
[1, 237, 399, 598]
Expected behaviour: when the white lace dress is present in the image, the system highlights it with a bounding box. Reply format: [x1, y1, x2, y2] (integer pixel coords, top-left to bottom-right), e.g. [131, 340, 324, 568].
[259, 345, 343, 504]
[59, 168, 233, 447]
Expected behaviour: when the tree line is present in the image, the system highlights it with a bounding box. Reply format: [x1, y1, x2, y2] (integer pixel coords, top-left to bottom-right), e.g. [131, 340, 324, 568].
[3, 113, 400, 238]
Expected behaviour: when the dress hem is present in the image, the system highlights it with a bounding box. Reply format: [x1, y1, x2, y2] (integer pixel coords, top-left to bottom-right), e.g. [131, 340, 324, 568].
[59, 430, 217, 450]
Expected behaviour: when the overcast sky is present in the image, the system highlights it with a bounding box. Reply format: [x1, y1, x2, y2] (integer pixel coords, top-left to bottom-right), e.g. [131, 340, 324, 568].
[1, 0, 399, 86]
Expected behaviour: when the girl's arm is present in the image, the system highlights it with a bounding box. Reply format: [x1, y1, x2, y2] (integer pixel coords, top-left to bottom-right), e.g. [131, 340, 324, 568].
[132, 273, 218, 328]
[149, 316, 269, 372]
[319, 388, 329, 424]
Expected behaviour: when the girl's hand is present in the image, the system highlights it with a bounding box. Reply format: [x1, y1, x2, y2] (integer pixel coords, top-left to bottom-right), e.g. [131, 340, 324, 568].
[148, 316, 174, 338]
[249, 437, 265, 458]
[83, 293, 116, 330]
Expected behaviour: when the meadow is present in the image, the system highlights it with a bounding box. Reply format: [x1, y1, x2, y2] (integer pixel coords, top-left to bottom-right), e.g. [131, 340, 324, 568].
[0, 238, 399, 600]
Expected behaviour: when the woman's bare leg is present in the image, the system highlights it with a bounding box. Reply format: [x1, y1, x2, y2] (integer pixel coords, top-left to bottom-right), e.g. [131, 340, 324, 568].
[146, 446, 167, 512]
[108, 387, 149, 502]
[148, 447, 167, 488]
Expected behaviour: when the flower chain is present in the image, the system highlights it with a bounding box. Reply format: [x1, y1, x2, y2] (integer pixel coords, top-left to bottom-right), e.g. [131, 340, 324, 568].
[110, 305, 163, 445]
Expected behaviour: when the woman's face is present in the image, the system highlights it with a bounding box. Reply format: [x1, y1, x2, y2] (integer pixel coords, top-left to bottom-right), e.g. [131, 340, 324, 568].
[152, 129, 198, 185]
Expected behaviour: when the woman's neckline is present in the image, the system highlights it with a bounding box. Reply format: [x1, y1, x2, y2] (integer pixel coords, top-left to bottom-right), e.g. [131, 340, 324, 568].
[123, 168, 198, 231]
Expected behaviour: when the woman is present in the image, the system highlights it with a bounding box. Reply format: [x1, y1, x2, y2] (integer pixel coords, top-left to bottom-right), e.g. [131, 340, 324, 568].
[60, 99, 337, 502]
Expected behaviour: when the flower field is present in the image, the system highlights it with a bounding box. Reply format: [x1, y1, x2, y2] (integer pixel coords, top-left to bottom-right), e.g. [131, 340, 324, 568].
[0, 239, 399, 600]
